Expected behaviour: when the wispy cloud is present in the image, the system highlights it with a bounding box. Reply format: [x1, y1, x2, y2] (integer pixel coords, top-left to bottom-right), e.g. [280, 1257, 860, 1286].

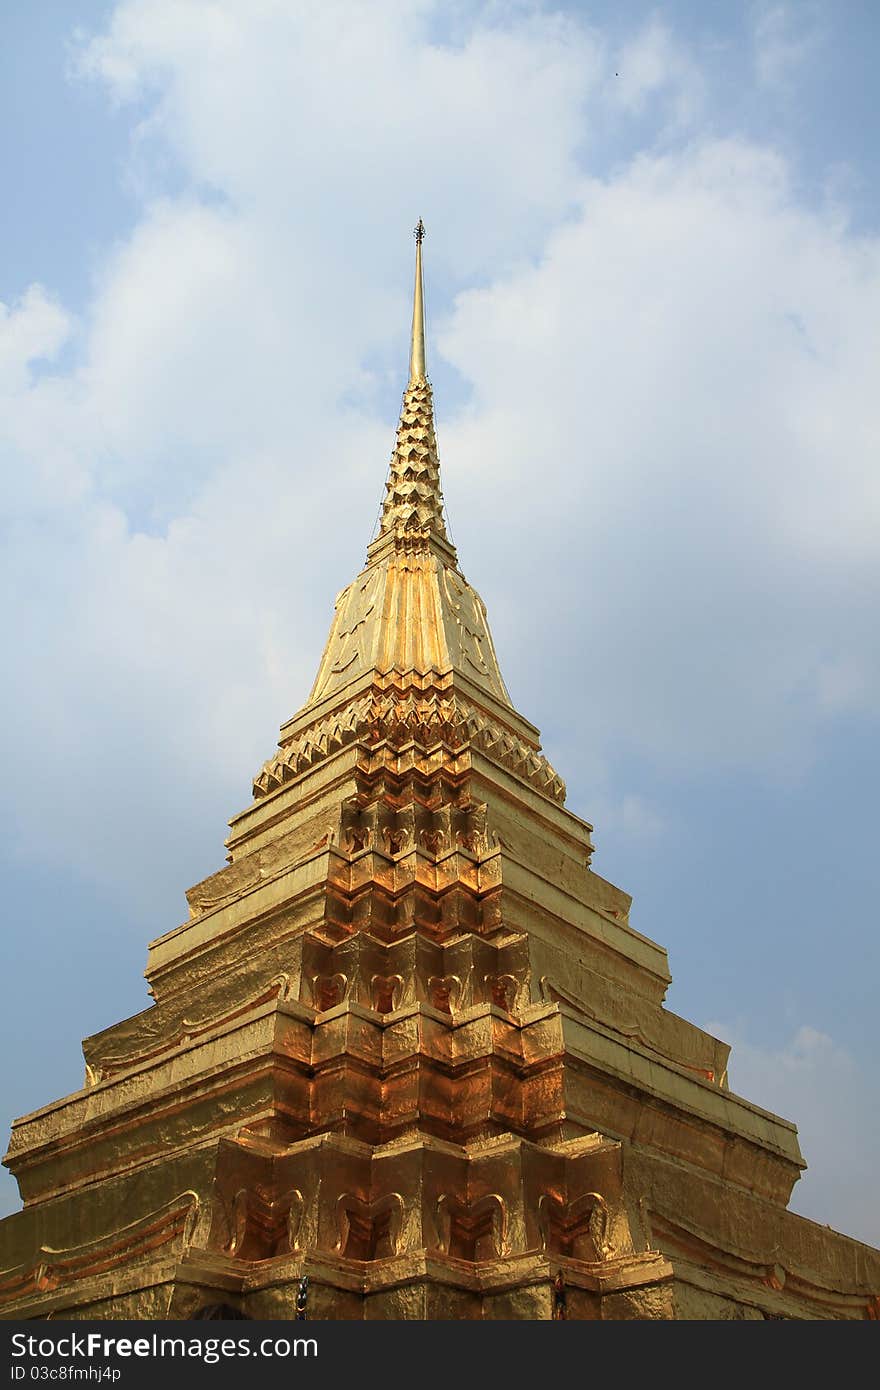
[752, 1, 823, 91]
[609, 17, 705, 131]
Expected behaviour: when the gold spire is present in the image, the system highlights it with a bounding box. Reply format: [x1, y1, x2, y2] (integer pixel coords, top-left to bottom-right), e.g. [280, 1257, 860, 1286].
[376, 222, 449, 544]
[409, 218, 426, 385]
[290, 221, 527, 722]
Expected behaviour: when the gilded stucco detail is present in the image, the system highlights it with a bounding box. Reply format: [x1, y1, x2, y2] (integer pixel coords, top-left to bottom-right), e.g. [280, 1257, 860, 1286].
[379, 380, 447, 541]
[253, 683, 565, 802]
[308, 550, 513, 709]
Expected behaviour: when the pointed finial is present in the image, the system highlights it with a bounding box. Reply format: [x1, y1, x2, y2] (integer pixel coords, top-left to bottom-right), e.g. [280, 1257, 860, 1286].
[409, 219, 426, 385]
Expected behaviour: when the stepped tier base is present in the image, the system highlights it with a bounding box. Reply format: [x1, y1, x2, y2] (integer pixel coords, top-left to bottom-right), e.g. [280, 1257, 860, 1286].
[4, 685, 879, 1319]
[3, 999, 878, 1320]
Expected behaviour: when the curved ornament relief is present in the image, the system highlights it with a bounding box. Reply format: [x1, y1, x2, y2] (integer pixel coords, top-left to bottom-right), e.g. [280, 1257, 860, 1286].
[334, 1192, 405, 1260]
[538, 1190, 612, 1262]
[0, 1192, 202, 1305]
[433, 1192, 509, 1259]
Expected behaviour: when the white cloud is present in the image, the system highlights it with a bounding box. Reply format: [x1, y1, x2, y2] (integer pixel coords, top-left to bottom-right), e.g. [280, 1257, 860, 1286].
[0, 288, 90, 516]
[439, 137, 880, 778]
[74, 0, 601, 278]
[0, 285, 71, 388]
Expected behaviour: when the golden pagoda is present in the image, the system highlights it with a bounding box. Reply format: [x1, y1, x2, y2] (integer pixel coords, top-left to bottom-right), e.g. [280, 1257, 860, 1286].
[2, 225, 878, 1320]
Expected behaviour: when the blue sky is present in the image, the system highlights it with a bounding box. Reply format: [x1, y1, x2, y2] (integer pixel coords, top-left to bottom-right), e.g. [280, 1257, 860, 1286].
[1, 1, 878, 1244]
